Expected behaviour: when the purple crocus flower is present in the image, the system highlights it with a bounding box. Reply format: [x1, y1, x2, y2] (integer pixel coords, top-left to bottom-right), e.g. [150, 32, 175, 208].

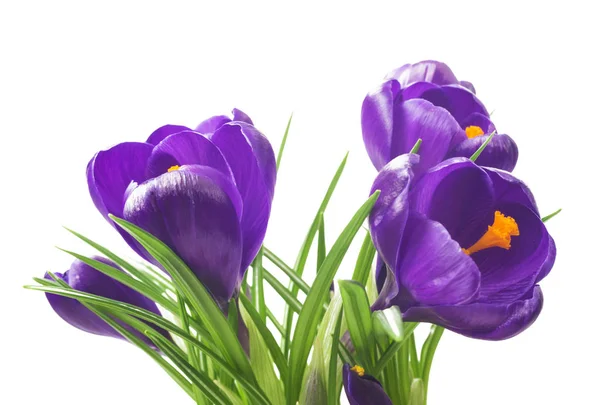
[87, 109, 276, 305]
[362, 60, 518, 175]
[343, 364, 393, 405]
[45, 257, 167, 342]
[369, 154, 555, 340]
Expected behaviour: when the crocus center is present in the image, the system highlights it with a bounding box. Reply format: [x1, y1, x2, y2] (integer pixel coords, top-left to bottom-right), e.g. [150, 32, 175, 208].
[167, 165, 180, 172]
[463, 211, 520, 255]
[465, 125, 485, 139]
[350, 365, 365, 377]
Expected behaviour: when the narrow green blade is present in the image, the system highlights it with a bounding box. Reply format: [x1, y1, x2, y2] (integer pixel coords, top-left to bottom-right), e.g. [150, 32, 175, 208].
[339, 280, 374, 371]
[286, 191, 380, 405]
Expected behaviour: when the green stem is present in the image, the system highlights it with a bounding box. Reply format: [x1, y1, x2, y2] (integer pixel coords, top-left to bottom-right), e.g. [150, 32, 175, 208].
[408, 333, 420, 377]
[263, 247, 310, 293]
[373, 322, 419, 376]
[421, 326, 444, 404]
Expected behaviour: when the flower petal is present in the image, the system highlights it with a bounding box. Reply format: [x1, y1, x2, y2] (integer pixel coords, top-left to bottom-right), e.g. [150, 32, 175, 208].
[419, 84, 489, 125]
[485, 167, 539, 215]
[448, 134, 519, 172]
[232, 108, 253, 124]
[210, 122, 276, 271]
[473, 203, 551, 303]
[459, 112, 496, 133]
[195, 115, 231, 134]
[536, 235, 556, 283]
[87, 142, 153, 220]
[45, 257, 165, 341]
[403, 286, 544, 340]
[371, 263, 399, 311]
[385, 60, 459, 87]
[123, 169, 243, 303]
[410, 158, 495, 248]
[146, 125, 191, 146]
[390, 99, 463, 177]
[361, 80, 401, 170]
[459, 80, 476, 93]
[146, 130, 233, 179]
[395, 215, 480, 306]
[343, 364, 393, 405]
[369, 153, 419, 270]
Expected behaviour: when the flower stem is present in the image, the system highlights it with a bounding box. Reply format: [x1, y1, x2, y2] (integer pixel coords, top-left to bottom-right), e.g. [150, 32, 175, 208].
[420, 326, 445, 404]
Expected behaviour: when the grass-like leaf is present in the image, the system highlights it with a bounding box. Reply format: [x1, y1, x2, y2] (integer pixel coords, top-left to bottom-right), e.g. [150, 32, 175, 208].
[263, 248, 309, 293]
[339, 280, 375, 372]
[282, 152, 349, 356]
[373, 322, 419, 376]
[351, 232, 376, 286]
[276, 113, 294, 170]
[240, 298, 284, 405]
[239, 294, 288, 383]
[109, 215, 255, 382]
[286, 191, 380, 405]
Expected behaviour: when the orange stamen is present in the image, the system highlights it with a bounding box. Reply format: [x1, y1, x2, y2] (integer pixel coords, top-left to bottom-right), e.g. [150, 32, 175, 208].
[463, 211, 520, 255]
[167, 165, 180, 172]
[350, 365, 365, 377]
[465, 125, 485, 139]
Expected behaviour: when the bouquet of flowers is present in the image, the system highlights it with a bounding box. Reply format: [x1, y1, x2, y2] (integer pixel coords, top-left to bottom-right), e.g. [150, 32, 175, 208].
[28, 60, 558, 405]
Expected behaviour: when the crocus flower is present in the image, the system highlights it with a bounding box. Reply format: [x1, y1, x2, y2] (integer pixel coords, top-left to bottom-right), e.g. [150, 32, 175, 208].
[362, 60, 518, 175]
[45, 257, 167, 341]
[343, 364, 393, 405]
[369, 154, 555, 340]
[87, 109, 276, 305]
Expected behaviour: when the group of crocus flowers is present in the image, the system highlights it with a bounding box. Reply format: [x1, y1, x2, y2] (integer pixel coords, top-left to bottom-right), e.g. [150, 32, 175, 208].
[35, 60, 556, 405]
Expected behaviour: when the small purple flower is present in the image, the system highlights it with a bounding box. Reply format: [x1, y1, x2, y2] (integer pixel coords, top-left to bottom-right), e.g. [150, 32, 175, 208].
[362, 60, 518, 175]
[87, 109, 276, 304]
[45, 257, 167, 342]
[343, 364, 393, 405]
[369, 154, 555, 340]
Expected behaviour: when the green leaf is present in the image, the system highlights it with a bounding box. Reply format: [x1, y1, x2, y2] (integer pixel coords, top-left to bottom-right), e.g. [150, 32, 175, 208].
[239, 294, 288, 383]
[213, 381, 245, 405]
[469, 131, 496, 161]
[420, 325, 444, 396]
[409, 138, 423, 154]
[351, 232, 376, 286]
[276, 113, 293, 170]
[90, 309, 195, 399]
[239, 299, 283, 405]
[143, 329, 232, 405]
[263, 247, 310, 293]
[57, 249, 176, 316]
[408, 379, 425, 405]
[542, 208, 562, 222]
[327, 309, 344, 405]
[286, 191, 380, 405]
[300, 293, 343, 405]
[251, 247, 266, 322]
[372, 306, 404, 343]
[64, 227, 173, 294]
[373, 322, 419, 376]
[317, 212, 326, 270]
[110, 215, 254, 382]
[263, 269, 303, 313]
[339, 280, 374, 371]
[282, 153, 349, 356]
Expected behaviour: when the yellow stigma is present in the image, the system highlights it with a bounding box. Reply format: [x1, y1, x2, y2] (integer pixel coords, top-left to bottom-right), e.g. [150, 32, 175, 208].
[465, 125, 485, 139]
[350, 365, 365, 377]
[463, 211, 520, 256]
[167, 165, 181, 172]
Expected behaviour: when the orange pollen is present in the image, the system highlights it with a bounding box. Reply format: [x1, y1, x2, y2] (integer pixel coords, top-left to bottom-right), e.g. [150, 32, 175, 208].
[463, 211, 520, 256]
[167, 165, 181, 172]
[350, 365, 365, 377]
[465, 125, 485, 139]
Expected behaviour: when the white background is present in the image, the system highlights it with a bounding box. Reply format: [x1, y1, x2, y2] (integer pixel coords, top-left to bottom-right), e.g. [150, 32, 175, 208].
[1, 1, 597, 404]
